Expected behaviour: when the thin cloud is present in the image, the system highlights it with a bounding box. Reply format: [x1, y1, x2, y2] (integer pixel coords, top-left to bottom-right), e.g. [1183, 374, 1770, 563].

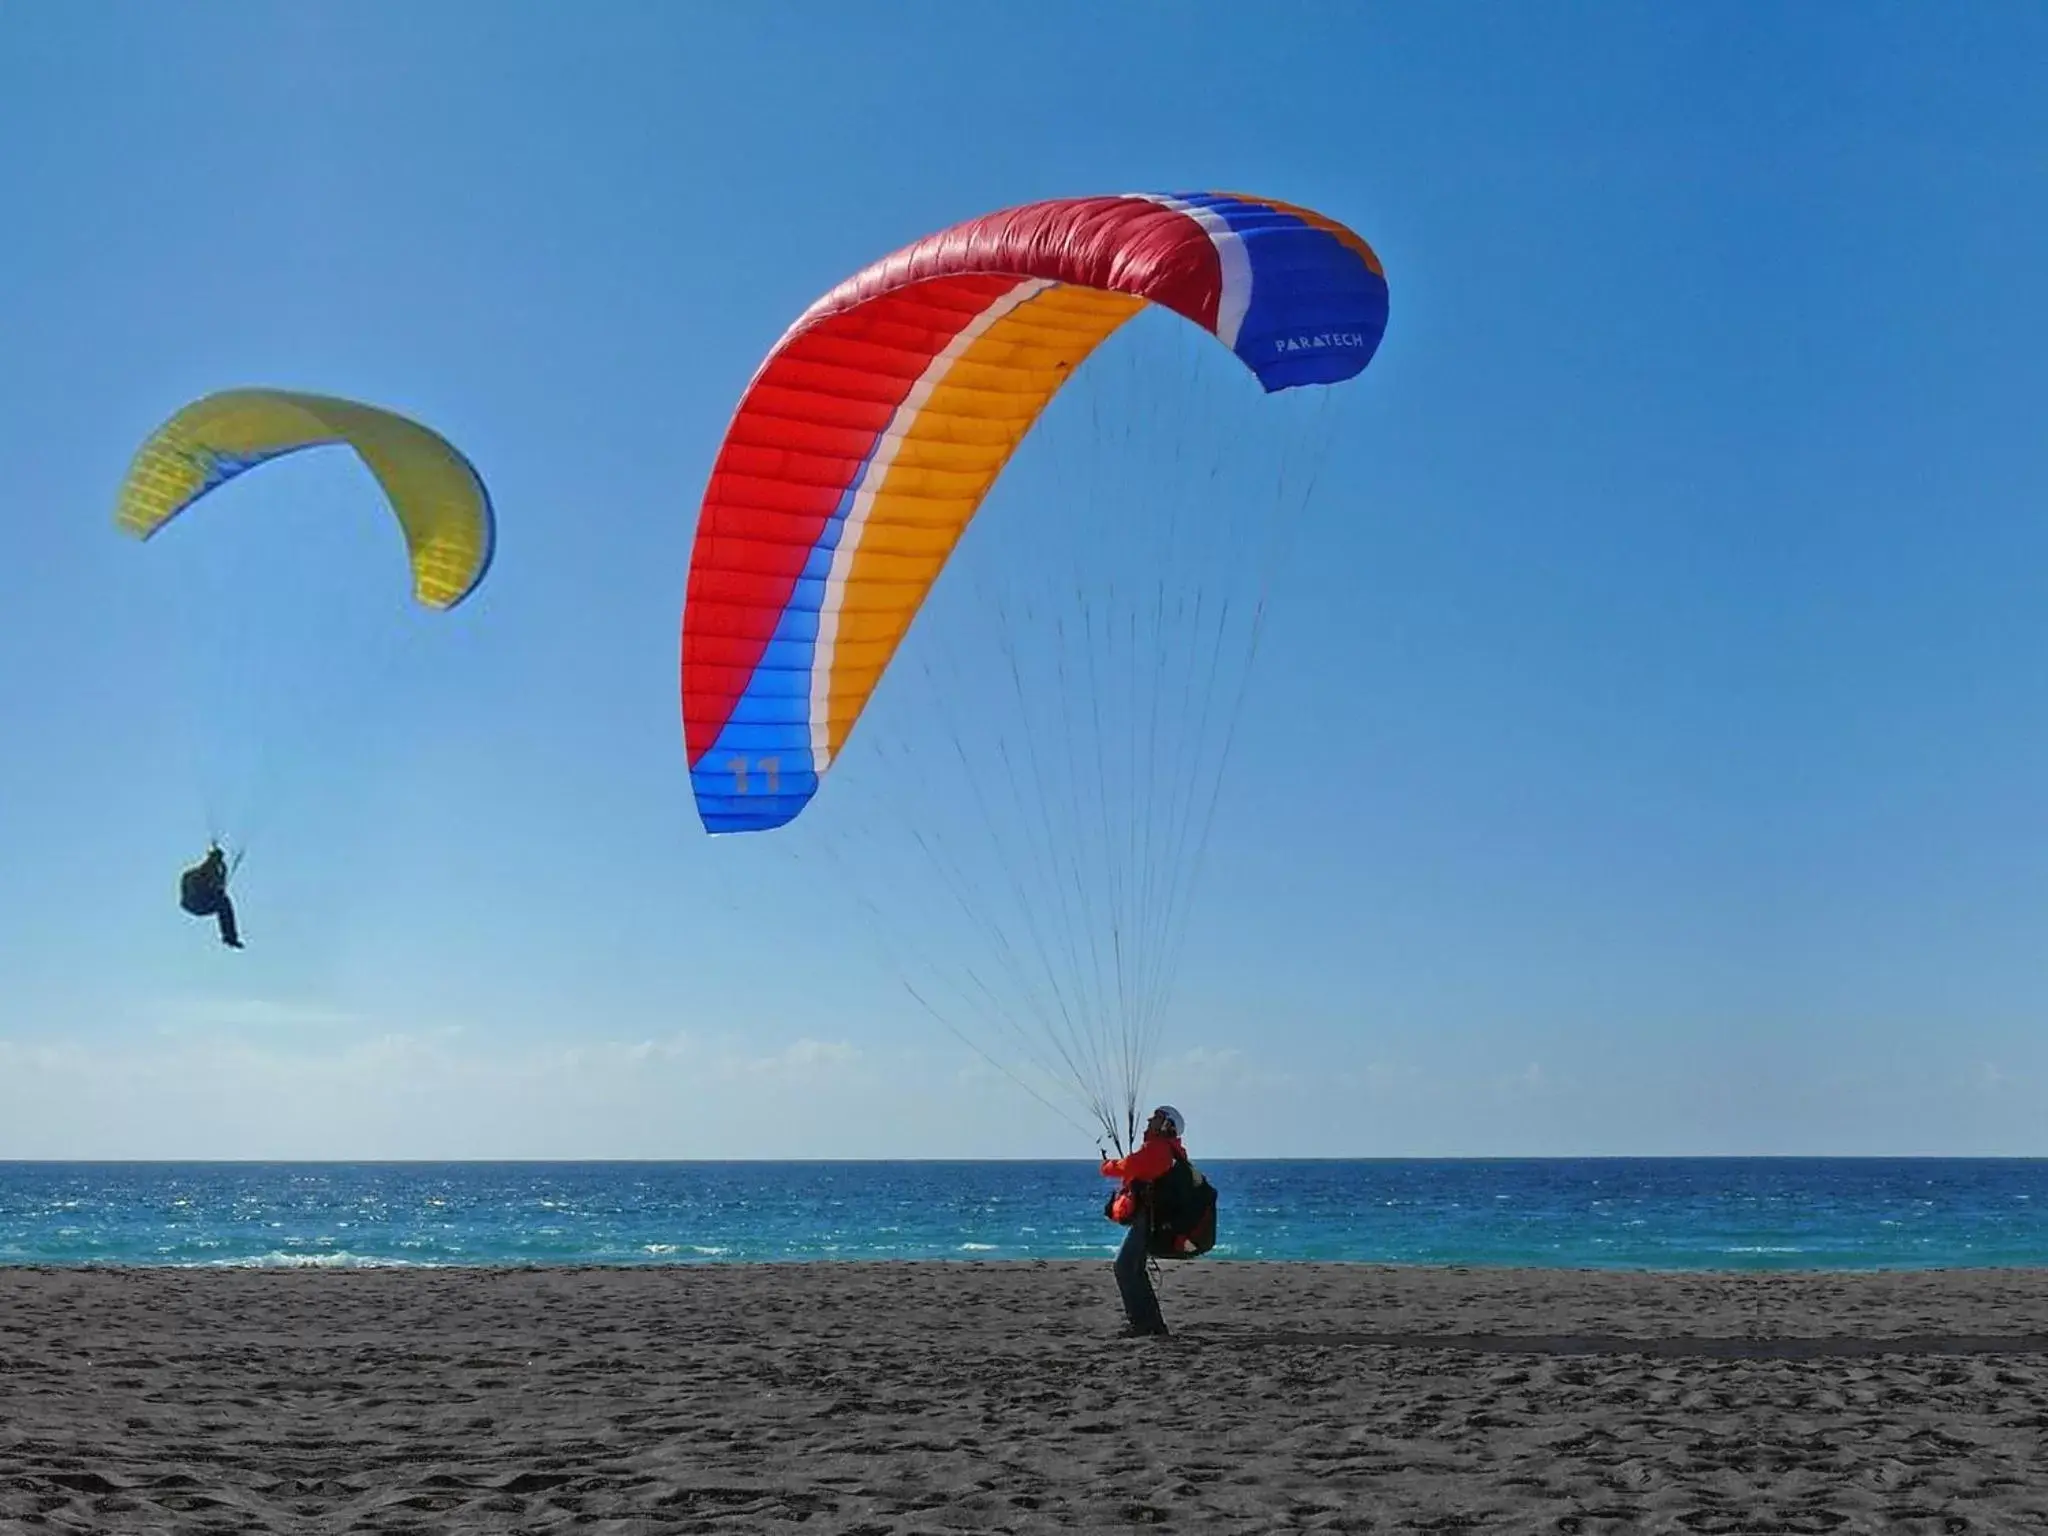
[149, 994, 366, 1033]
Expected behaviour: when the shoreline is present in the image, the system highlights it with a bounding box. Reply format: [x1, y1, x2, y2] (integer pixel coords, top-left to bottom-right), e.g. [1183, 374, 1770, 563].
[11, 1253, 2048, 1274]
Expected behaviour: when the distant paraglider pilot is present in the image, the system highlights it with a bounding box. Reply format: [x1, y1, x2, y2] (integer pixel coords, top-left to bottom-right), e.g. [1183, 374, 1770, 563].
[1100, 1104, 1195, 1338]
[179, 845, 243, 949]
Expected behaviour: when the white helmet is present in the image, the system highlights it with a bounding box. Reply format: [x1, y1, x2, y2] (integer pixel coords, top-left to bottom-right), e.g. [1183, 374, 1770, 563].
[1152, 1105, 1184, 1137]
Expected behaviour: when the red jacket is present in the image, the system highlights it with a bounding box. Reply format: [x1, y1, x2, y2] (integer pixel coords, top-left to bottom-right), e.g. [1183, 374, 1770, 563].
[1101, 1132, 1184, 1191]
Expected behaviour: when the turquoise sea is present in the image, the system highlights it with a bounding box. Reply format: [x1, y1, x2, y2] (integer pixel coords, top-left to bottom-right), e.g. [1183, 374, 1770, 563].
[3, 1159, 2046, 1270]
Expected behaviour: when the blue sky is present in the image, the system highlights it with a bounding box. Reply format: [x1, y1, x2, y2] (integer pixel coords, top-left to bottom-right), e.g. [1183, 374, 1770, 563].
[3, 3, 2047, 1158]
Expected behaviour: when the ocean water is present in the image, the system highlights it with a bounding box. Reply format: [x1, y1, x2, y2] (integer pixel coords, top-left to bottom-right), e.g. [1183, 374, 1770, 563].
[2, 1159, 2046, 1271]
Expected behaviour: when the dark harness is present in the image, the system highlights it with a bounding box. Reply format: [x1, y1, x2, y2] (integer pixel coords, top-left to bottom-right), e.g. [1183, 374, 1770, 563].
[1142, 1150, 1219, 1259]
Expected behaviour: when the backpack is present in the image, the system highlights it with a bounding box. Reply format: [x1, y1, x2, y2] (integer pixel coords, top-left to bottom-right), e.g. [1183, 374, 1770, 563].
[1144, 1151, 1217, 1259]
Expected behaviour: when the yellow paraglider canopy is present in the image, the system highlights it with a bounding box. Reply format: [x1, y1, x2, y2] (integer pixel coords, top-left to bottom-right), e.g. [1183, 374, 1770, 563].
[114, 388, 495, 609]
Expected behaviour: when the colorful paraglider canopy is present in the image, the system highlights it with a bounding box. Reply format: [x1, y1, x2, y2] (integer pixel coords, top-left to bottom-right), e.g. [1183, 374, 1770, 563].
[114, 388, 496, 610]
[680, 190, 1389, 834]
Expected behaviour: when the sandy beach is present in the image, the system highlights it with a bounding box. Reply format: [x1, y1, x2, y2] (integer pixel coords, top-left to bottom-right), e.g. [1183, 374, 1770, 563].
[4, 1262, 2048, 1533]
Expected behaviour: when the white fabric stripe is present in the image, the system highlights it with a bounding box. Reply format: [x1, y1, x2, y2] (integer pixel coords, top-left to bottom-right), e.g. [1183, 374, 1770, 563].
[1131, 192, 1253, 350]
[809, 276, 1054, 770]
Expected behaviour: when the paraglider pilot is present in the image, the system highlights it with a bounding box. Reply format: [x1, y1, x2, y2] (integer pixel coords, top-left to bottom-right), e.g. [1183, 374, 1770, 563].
[179, 844, 243, 948]
[1100, 1104, 1187, 1337]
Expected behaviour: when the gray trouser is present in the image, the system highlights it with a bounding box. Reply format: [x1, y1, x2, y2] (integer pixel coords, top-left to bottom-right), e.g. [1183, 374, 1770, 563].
[1114, 1219, 1163, 1332]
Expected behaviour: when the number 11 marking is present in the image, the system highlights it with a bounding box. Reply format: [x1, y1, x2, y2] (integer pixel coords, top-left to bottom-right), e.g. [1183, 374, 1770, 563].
[727, 756, 782, 795]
